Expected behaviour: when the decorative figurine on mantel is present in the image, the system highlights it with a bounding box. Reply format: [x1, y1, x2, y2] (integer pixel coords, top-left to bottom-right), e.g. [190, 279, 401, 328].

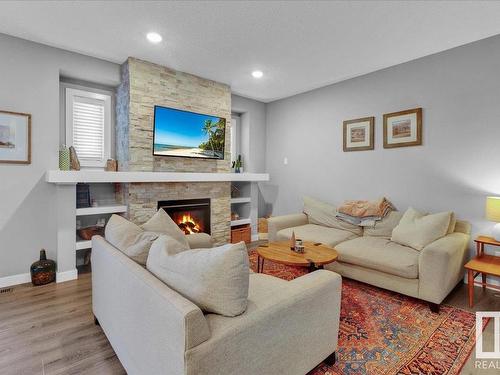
[105, 159, 118, 171]
[69, 146, 80, 170]
[30, 249, 56, 286]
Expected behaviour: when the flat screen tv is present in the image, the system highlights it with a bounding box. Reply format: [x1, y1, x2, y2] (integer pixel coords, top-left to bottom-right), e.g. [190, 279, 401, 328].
[153, 105, 226, 160]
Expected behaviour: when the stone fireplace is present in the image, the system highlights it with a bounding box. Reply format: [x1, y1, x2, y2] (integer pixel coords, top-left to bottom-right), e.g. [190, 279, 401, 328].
[116, 58, 232, 245]
[158, 198, 211, 235]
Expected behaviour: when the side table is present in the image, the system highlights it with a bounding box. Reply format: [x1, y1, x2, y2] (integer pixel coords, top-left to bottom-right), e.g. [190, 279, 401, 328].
[464, 236, 500, 307]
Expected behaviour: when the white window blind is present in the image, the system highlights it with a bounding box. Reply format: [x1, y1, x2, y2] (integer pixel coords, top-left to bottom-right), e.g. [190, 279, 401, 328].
[66, 88, 111, 168]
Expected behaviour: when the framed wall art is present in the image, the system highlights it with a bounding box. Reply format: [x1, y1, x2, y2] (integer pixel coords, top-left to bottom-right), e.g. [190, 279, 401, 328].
[383, 108, 422, 148]
[343, 116, 374, 152]
[0, 110, 31, 164]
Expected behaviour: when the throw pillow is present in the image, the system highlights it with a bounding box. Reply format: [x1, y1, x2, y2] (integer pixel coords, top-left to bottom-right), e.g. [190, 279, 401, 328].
[147, 237, 250, 317]
[363, 211, 403, 238]
[303, 196, 362, 235]
[447, 212, 457, 234]
[105, 214, 159, 265]
[142, 209, 190, 249]
[391, 207, 452, 251]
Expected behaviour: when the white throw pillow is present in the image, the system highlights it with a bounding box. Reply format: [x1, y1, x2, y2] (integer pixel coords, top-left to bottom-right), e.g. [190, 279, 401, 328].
[105, 214, 159, 265]
[142, 209, 190, 249]
[303, 196, 362, 235]
[391, 207, 452, 251]
[147, 237, 250, 317]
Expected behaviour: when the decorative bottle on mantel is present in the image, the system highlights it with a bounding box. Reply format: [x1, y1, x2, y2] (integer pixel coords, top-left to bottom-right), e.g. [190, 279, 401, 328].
[290, 231, 296, 250]
[30, 249, 56, 286]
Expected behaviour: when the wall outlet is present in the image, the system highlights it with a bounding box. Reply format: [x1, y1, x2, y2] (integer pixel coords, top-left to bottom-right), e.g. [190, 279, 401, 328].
[283, 157, 288, 165]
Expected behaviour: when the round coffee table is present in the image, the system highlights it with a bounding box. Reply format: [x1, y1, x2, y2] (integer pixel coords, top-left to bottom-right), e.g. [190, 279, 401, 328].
[256, 241, 338, 273]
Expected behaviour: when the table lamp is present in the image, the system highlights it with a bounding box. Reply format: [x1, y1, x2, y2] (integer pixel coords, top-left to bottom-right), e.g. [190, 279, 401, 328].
[486, 196, 500, 241]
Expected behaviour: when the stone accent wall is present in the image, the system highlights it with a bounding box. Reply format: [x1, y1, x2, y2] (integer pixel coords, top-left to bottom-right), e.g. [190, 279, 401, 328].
[115, 62, 130, 171]
[127, 182, 230, 246]
[115, 58, 232, 243]
[118, 57, 231, 173]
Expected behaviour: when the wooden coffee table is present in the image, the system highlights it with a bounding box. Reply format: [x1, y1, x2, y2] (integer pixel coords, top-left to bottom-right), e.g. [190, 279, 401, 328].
[257, 241, 338, 273]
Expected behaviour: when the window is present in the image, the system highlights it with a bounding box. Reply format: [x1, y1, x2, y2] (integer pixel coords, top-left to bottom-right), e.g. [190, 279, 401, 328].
[231, 114, 241, 161]
[65, 88, 111, 168]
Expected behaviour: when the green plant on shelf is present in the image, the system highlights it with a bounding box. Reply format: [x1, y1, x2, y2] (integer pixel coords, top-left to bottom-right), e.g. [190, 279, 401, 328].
[232, 154, 243, 173]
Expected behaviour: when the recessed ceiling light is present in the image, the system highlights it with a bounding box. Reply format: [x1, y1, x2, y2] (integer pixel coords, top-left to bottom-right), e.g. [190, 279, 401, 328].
[252, 70, 263, 78]
[147, 32, 162, 43]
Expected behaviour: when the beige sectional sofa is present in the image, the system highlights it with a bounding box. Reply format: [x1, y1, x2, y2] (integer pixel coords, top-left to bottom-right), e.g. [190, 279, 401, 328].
[268, 210, 471, 311]
[92, 233, 342, 375]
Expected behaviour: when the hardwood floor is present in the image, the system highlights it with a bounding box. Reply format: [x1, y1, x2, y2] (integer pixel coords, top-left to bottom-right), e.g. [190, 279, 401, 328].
[0, 271, 125, 375]
[1, 266, 499, 374]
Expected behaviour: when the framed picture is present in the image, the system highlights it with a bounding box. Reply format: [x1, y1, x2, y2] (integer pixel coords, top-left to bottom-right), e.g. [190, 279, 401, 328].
[0, 110, 31, 164]
[343, 116, 374, 152]
[383, 108, 422, 148]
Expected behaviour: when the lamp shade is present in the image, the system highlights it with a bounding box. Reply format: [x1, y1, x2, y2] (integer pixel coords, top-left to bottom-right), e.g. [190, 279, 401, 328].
[486, 196, 500, 222]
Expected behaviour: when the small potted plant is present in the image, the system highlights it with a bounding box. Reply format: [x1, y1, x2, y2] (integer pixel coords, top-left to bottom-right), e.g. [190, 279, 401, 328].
[232, 154, 243, 173]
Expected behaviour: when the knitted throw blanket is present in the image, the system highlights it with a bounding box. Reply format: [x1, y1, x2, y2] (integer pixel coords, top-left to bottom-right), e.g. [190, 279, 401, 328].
[336, 198, 393, 226]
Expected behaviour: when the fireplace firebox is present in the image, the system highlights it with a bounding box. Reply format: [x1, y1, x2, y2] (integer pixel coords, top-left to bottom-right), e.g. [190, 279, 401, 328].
[158, 198, 211, 235]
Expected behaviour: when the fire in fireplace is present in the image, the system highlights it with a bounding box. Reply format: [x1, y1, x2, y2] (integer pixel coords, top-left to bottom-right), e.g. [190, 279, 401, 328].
[158, 198, 211, 235]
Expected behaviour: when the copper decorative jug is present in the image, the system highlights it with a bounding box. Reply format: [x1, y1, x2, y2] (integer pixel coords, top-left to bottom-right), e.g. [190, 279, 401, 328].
[30, 249, 56, 286]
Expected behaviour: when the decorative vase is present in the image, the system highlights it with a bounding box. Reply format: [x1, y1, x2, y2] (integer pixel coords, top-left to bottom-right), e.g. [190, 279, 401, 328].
[30, 249, 56, 286]
[59, 146, 70, 170]
[69, 146, 81, 170]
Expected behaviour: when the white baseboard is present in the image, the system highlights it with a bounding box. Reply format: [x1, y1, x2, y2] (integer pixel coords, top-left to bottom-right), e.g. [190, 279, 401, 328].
[56, 269, 78, 283]
[0, 273, 31, 288]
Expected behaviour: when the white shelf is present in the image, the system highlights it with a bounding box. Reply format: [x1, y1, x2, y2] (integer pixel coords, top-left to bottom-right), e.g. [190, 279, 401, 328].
[76, 240, 92, 250]
[46, 170, 270, 184]
[231, 218, 251, 227]
[230, 197, 251, 204]
[76, 205, 127, 216]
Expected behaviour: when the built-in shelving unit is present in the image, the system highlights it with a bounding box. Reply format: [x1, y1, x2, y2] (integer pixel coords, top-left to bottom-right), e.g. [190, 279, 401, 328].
[230, 181, 258, 240]
[76, 239, 92, 251]
[230, 218, 252, 227]
[74, 184, 127, 268]
[76, 205, 127, 216]
[230, 197, 251, 204]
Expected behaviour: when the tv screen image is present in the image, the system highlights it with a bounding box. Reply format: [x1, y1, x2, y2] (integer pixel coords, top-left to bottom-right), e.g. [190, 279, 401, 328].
[153, 106, 226, 160]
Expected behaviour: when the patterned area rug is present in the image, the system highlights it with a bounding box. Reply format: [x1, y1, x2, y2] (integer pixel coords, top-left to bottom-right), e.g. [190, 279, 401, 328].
[248, 250, 483, 375]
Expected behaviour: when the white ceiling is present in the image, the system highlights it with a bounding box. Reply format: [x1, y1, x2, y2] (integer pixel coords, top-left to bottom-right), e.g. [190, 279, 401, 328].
[1, 1, 500, 102]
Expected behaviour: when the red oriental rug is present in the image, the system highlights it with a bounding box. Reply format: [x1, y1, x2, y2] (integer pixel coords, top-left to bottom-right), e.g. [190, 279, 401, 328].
[248, 250, 484, 375]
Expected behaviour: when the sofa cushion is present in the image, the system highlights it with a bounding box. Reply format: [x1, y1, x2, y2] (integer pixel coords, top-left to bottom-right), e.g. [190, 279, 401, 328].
[391, 207, 452, 251]
[335, 237, 419, 279]
[142, 208, 190, 249]
[105, 214, 160, 265]
[147, 238, 250, 317]
[277, 224, 357, 247]
[204, 273, 287, 331]
[363, 211, 403, 238]
[186, 233, 213, 249]
[303, 196, 362, 235]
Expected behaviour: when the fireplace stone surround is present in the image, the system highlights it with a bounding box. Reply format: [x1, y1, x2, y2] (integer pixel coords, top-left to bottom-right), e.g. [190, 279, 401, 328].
[115, 58, 232, 245]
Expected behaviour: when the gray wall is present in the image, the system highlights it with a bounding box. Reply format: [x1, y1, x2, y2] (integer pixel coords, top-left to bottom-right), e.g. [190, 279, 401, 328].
[0, 33, 119, 279]
[231, 94, 267, 173]
[266, 35, 500, 248]
[231, 94, 269, 216]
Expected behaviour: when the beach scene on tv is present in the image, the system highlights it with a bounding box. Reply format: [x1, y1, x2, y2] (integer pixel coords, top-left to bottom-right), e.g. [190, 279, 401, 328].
[153, 106, 226, 159]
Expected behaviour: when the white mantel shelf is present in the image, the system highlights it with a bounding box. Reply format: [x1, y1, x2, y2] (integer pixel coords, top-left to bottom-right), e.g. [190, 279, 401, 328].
[46, 170, 270, 184]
